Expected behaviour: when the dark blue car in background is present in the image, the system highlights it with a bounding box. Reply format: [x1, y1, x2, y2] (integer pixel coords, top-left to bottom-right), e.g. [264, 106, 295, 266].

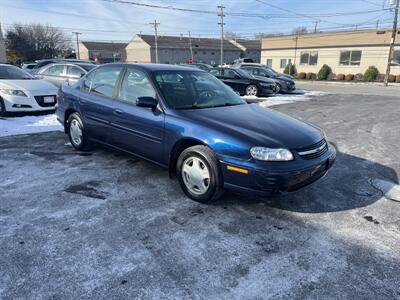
[56, 64, 336, 203]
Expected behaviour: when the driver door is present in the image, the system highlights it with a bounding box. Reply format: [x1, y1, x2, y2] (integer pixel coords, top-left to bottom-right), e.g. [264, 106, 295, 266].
[222, 69, 248, 94]
[111, 67, 165, 163]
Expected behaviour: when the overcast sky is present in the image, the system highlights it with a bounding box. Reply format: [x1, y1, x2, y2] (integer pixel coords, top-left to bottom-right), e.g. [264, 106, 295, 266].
[0, 0, 395, 44]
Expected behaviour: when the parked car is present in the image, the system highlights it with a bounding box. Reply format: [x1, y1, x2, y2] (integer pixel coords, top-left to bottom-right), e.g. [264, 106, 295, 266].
[31, 59, 95, 74]
[233, 58, 254, 64]
[0, 64, 58, 116]
[36, 62, 97, 87]
[239, 65, 296, 93]
[181, 63, 213, 72]
[238, 63, 294, 80]
[21, 63, 37, 73]
[209, 67, 276, 96]
[56, 63, 336, 203]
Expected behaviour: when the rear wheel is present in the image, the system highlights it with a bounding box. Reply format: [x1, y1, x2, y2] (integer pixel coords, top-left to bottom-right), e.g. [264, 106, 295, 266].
[177, 145, 224, 203]
[0, 98, 7, 117]
[245, 85, 258, 97]
[67, 112, 89, 151]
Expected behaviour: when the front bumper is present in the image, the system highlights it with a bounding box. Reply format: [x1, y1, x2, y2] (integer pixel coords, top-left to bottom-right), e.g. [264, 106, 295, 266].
[1, 93, 57, 112]
[220, 145, 336, 196]
[259, 85, 276, 96]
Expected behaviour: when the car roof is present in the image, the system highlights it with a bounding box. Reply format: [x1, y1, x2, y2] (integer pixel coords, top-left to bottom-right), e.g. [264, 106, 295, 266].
[99, 63, 206, 72]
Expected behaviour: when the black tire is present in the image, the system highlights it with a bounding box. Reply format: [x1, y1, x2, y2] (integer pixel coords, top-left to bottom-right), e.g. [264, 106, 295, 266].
[67, 112, 90, 151]
[177, 145, 224, 203]
[0, 98, 7, 117]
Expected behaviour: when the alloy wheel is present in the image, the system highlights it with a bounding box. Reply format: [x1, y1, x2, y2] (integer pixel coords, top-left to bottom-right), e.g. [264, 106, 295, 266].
[245, 85, 258, 96]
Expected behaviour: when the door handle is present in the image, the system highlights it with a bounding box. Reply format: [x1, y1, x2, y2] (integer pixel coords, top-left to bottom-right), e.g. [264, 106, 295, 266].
[114, 109, 123, 115]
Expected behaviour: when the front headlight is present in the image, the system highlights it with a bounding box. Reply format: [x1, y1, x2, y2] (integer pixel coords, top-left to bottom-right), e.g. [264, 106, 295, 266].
[250, 147, 294, 161]
[0, 89, 27, 97]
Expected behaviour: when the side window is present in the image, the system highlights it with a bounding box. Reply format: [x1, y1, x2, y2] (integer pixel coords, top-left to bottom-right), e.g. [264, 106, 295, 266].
[224, 69, 239, 79]
[42, 65, 64, 76]
[266, 59, 273, 68]
[209, 69, 222, 76]
[67, 66, 85, 78]
[82, 72, 94, 93]
[89, 67, 122, 98]
[118, 69, 156, 104]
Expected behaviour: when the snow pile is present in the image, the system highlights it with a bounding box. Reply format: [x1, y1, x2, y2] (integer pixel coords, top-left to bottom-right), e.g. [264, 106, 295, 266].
[258, 90, 328, 108]
[0, 114, 63, 137]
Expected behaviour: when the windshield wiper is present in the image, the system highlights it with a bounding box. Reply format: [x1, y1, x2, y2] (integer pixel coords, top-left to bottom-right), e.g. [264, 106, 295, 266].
[209, 102, 243, 108]
[175, 104, 204, 110]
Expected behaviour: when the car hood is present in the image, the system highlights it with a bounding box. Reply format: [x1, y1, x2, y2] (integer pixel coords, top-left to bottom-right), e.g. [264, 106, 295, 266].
[0, 79, 57, 92]
[175, 104, 323, 149]
[277, 73, 293, 79]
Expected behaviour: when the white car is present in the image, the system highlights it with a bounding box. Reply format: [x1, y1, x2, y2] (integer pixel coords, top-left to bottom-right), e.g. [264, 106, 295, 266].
[0, 64, 58, 116]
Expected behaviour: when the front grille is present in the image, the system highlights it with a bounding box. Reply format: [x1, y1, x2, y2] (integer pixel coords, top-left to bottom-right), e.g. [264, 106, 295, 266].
[34, 95, 56, 107]
[296, 139, 328, 160]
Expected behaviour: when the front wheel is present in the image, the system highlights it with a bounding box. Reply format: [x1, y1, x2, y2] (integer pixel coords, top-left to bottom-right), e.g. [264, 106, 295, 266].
[245, 85, 258, 97]
[275, 83, 281, 94]
[177, 145, 224, 203]
[67, 112, 90, 151]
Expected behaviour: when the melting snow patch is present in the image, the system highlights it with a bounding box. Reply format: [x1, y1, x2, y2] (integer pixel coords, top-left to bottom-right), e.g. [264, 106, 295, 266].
[369, 178, 400, 202]
[258, 90, 328, 108]
[0, 114, 62, 137]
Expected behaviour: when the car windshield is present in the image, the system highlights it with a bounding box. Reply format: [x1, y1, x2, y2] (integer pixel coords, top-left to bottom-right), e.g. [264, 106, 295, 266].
[154, 70, 246, 109]
[0, 65, 35, 80]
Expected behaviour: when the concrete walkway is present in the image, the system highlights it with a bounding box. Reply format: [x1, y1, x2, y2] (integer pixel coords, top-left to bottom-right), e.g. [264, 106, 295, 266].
[297, 80, 400, 97]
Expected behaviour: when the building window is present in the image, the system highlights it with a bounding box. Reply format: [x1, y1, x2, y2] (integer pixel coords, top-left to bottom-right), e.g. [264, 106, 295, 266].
[280, 59, 291, 68]
[266, 59, 272, 67]
[211, 52, 215, 55]
[300, 51, 318, 65]
[393, 50, 400, 63]
[202, 51, 207, 55]
[339, 50, 362, 66]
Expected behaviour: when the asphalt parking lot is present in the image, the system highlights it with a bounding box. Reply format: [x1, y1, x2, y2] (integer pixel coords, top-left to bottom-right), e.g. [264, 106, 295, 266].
[1, 91, 400, 299]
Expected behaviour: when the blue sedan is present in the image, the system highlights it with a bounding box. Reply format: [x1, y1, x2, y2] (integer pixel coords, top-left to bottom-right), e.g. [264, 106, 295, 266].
[56, 64, 336, 203]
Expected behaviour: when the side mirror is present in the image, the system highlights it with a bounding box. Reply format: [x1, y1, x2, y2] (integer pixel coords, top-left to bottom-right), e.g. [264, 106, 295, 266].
[137, 96, 158, 109]
[80, 73, 85, 78]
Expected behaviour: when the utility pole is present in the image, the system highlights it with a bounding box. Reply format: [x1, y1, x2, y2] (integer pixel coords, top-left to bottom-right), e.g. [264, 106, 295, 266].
[313, 21, 319, 33]
[188, 31, 193, 63]
[384, 0, 399, 86]
[72, 32, 81, 59]
[291, 34, 299, 76]
[218, 5, 225, 66]
[149, 20, 160, 63]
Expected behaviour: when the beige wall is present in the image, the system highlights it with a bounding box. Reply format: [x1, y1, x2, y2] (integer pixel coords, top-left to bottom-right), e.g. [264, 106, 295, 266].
[78, 43, 89, 60]
[261, 46, 400, 75]
[125, 35, 151, 63]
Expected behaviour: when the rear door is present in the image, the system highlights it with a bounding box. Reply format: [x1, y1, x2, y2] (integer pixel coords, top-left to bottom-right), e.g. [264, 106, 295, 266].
[39, 64, 66, 87]
[111, 67, 165, 163]
[79, 66, 123, 142]
[66, 65, 86, 85]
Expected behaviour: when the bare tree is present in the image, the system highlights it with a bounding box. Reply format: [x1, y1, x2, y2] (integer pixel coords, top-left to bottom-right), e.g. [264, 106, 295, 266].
[254, 32, 284, 39]
[6, 23, 71, 64]
[292, 26, 308, 35]
[225, 31, 241, 40]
